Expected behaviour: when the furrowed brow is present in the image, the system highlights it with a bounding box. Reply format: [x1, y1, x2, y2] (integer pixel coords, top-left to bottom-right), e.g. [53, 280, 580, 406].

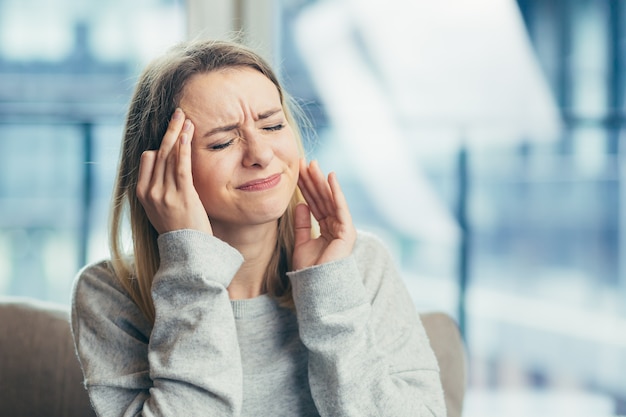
[202, 123, 240, 138]
[201, 108, 282, 138]
[257, 108, 282, 121]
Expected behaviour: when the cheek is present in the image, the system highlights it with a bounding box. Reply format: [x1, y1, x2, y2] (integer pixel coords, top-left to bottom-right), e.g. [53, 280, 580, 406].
[280, 130, 300, 166]
[190, 152, 219, 192]
[282, 142, 301, 193]
[190, 152, 203, 187]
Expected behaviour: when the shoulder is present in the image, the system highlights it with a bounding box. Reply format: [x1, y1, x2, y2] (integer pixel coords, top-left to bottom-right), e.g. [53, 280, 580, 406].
[352, 230, 397, 272]
[71, 259, 151, 340]
[350, 230, 407, 297]
[353, 229, 391, 252]
[72, 259, 131, 304]
[352, 231, 422, 333]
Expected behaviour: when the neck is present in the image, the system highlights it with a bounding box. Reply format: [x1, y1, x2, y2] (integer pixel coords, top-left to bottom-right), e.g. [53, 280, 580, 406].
[214, 222, 278, 300]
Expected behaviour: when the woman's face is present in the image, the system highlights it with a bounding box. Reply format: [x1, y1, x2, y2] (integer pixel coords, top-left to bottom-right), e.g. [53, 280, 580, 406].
[179, 67, 300, 237]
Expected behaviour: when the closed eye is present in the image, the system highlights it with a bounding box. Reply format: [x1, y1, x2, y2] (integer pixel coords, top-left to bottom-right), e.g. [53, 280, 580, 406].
[263, 124, 285, 132]
[210, 139, 235, 150]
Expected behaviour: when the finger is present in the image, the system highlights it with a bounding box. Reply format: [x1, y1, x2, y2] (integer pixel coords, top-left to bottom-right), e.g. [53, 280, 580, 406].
[300, 160, 334, 220]
[152, 108, 186, 184]
[308, 160, 335, 215]
[164, 118, 193, 190]
[294, 203, 312, 247]
[298, 159, 324, 220]
[137, 150, 157, 201]
[328, 171, 353, 225]
[176, 119, 194, 190]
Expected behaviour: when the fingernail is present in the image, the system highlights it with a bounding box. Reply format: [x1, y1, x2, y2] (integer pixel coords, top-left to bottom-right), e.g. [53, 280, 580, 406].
[183, 119, 191, 131]
[172, 108, 182, 120]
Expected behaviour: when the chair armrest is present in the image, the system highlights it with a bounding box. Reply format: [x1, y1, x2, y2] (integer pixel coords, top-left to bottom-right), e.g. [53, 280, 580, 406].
[421, 312, 467, 417]
[0, 297, 96, 417]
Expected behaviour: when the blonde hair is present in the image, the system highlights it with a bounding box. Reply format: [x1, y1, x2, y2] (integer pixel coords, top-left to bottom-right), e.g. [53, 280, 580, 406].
[109, 39, 306, 322]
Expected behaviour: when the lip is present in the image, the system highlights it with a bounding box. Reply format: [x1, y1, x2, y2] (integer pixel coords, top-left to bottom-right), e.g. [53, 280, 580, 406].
[237, 173, 282, 191]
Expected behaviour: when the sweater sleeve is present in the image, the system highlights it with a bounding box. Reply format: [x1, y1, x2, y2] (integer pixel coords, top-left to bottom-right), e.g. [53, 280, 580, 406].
[287, 232, 446, 417]
[71, 229, 245, 417]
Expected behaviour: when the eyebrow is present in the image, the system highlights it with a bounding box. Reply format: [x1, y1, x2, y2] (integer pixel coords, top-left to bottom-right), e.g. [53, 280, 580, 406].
[201, 108, 283, 138]
[257, 108, 282, 120]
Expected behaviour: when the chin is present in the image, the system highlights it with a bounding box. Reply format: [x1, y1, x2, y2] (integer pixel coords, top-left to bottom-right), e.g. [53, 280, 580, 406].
[247, 201, 291, 224]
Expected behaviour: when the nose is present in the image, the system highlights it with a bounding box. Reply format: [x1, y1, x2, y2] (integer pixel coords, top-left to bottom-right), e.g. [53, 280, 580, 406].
[242, 131, 273, 168]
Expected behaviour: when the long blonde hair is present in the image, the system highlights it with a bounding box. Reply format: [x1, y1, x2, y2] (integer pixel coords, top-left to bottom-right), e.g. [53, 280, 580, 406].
[109, 40, 306, 322]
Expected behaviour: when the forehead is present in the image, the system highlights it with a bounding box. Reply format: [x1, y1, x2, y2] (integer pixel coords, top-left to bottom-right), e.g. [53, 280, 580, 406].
[179, 67, 282, 117]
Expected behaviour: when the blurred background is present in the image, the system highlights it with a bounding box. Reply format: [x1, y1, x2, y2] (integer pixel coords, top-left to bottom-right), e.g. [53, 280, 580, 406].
[0, 0, 624, 415]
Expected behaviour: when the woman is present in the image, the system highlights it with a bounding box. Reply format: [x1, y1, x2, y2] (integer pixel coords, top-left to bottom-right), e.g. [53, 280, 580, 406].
[71, 39, 445, 417]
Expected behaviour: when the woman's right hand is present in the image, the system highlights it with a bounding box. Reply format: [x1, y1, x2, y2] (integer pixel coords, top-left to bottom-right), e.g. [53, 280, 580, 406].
[136, 108, 213, 235]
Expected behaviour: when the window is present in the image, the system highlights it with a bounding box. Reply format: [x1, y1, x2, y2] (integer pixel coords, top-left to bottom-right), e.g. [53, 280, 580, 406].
[278, 0, 626, 415]
[0, 0, 185, 303]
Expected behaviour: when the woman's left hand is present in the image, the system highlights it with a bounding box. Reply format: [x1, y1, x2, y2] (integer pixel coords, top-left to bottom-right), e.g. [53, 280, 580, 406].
[293, 159, 357, 271]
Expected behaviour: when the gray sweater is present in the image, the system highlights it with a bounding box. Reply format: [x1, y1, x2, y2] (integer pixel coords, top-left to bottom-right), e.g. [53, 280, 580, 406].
[71, 229, 445, 416]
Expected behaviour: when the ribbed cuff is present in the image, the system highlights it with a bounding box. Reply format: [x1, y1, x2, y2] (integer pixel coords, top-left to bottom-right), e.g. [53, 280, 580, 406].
[287, 256, 368, 320]
[156, 229, 243, 288]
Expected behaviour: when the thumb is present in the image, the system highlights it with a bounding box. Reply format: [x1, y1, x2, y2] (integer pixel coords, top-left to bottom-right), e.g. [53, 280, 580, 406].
[294, 203, 312, 247]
